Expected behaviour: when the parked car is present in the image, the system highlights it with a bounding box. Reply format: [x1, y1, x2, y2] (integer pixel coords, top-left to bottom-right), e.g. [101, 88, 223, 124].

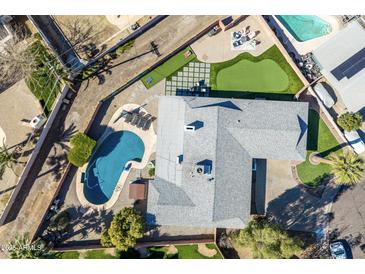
[344, 130, 365, 154]
[313, 83, 335, 109]
[330, 241, 348, 259]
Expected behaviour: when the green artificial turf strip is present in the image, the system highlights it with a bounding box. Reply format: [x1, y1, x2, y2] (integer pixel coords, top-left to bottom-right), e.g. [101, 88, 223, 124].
[176, 244, 222, 259]
[210, 45, 303, 94]
[296, 110, 342, 186]
[52, 251, 80, 259]
[84, 249, 117, 259]
[141, 46, 196, 89]
[215, 59, 289, 92]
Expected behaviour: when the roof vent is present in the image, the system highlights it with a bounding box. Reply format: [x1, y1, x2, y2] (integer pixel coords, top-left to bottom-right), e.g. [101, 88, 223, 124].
[184, 125, 195, 132]
[176, 155, 183, 164]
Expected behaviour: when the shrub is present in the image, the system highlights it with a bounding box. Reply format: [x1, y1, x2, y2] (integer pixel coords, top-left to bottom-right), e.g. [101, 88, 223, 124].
[101, 208, 144, 251]
[148, 167, 155, 177]
[67, 133, 96, 167]
[235, 217, 303, 259]
[337, 112, 363, 132]
[115, 40, 135, 57]
[100, 229, 113, 247]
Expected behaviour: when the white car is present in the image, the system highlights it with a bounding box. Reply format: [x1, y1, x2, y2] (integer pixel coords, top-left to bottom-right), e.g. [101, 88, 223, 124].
[344, 130, 365, 154]
[313, 83, 335, 109]
[329, 241, 348, 259]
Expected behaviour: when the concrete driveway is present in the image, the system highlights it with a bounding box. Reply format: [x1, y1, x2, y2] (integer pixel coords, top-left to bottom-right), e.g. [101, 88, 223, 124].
[329, 182, 365, 258]
[265, 160, 340, 234]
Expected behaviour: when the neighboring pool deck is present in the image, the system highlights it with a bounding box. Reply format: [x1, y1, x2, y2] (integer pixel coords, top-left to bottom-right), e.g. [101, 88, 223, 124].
[76, 104, 156, 210]
[273, 15, 342, 55]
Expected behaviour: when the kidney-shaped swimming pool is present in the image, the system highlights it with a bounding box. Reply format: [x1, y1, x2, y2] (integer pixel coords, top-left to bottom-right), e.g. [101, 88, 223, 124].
[83, 130, 145, 205]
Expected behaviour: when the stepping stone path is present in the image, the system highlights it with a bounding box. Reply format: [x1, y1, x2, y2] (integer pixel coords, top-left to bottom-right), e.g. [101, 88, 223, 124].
[197, 243, 217, 258]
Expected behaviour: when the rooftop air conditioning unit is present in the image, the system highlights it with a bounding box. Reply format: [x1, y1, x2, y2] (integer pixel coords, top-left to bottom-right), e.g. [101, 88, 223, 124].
[184, 125, 195, 132]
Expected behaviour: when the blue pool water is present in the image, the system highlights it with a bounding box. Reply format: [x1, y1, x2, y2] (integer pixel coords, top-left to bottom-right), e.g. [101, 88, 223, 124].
[276, 15, 332, 42]
[84, 130, 145, 205]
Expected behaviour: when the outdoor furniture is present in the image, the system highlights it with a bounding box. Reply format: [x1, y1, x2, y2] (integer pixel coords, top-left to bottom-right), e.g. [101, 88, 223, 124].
[233, 31, 242, 39]
[142, 118, 152, 131]
[139, 114, 152, 129]
[136, 115, 147, 128]
[130, 113, 140, 125]
[124, 112, 133, 123]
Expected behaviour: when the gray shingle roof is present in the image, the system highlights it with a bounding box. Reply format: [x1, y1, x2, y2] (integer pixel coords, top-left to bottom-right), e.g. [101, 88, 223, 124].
[147, 96, 308, 229]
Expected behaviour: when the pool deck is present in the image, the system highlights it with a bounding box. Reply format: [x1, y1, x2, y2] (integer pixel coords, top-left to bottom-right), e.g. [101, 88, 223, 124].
[76, 103, 156, 210]
[273, 16, 342, 55]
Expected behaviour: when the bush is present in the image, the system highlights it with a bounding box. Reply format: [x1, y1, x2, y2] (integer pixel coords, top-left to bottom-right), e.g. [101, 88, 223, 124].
[100, 229, 113, 247]
[148, 167, 155, 177]
[101, 208, 144, 251]
[235, 217, 303, 259]
[337, 112, 363, 132]
[115, 40, 135, 57]
[67, 133, 96, 167]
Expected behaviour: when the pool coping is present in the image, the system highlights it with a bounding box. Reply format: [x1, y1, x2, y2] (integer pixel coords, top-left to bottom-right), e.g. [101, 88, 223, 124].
[76, 103, 157, 210]
[273, 15, 341, 55]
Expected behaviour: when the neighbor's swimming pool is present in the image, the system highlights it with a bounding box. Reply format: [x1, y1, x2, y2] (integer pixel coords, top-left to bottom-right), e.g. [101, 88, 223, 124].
[84, 130, 145, 205]
[276, 15, 332, 42]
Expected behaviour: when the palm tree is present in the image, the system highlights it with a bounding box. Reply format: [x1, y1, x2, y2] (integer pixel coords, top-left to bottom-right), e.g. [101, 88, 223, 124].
[329, 152, 364, 185]
[8, 233, 47, 259]
[0, 145, 17, 178]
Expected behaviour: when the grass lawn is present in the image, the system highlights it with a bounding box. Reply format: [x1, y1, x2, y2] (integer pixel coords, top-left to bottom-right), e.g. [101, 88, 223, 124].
[210, 45, 304, 97]
[52, 244, 222, 259]
[296, 110, 342, 187]
[52, 251, 80, 259]
[84, 249, 116, 259]
[141, 46, 196, 89]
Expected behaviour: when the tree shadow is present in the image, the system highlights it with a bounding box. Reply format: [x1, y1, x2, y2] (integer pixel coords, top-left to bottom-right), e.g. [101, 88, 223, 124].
[266, 183, 338, 232]
[59, 205, 114, 243]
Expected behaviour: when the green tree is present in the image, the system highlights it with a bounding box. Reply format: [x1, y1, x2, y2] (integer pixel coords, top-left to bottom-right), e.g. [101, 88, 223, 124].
[329, 152, 364, 185]
[67, 132, 96, 167]
[337, 112, 363, 132]
[0, 145, 17, 178]
[235, 218, 303, 259]
[8, 233, 47, 259]
[102, 208, 144, 251]
[100, 229, 113, 247]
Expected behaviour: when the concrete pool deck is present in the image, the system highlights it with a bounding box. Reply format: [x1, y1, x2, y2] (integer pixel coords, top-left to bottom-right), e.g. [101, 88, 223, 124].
[76, 103, 156, 210]
[273, 15, 342, 55]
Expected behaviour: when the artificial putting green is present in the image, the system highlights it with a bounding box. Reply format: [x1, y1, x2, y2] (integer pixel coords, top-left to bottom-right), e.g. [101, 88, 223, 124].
[215, 59, 289, 92]
[210, 45, 304, 95]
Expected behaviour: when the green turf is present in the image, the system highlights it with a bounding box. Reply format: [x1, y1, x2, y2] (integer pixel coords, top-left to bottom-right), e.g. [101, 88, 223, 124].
[175, 244, 222, 259]
[296, 110, 342, 187]
[215, 59, 289, 92]
[141, 46, 196, 89]
[84, 249, 117, 259]
[210, 45, 304, 96]
[52, 251, 80, 259]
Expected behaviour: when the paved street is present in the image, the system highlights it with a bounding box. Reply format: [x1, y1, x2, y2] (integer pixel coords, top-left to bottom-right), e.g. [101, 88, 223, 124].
[0, 15, 221, 258]
[329, 182, 365, 258]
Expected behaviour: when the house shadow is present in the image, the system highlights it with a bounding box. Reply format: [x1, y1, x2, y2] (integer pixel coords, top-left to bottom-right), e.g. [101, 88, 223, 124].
[210, 90, 295, 102]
